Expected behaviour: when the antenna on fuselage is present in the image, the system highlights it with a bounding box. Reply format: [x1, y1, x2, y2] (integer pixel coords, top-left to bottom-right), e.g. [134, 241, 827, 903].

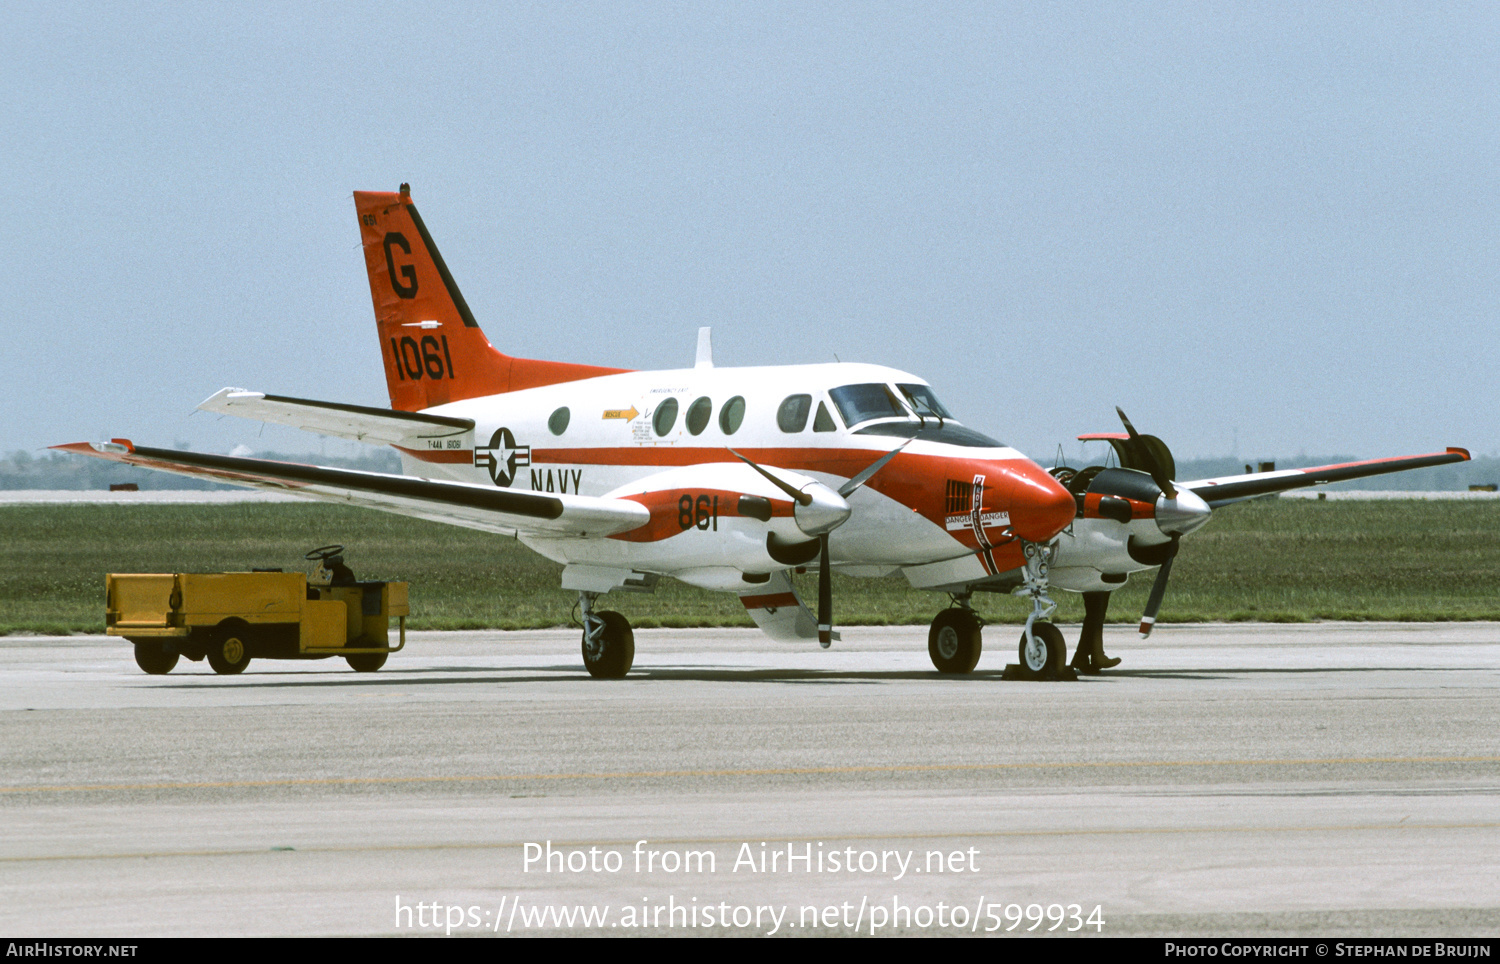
[695, 327, 714, 369]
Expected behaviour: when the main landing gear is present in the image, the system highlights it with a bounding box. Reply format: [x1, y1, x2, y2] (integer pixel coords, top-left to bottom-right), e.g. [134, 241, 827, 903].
[928, 605, 983, 674]
[579, 591, 634, 679]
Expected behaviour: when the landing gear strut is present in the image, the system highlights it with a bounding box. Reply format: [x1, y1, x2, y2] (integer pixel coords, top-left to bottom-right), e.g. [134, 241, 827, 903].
[1069, 590, 1122, 675]
[1012, 540, 1070, 680]
[579, 591, 634, 679]
[928, 544, 1080, 681]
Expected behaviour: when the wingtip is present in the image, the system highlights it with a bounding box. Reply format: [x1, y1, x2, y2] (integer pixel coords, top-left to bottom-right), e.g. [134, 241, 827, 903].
[50, 439, 135, 455]
[1448, 446, 1471, 461]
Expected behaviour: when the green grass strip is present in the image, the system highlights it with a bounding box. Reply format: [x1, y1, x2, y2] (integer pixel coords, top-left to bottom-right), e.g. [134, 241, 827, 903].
[2, 499, 1499, 635]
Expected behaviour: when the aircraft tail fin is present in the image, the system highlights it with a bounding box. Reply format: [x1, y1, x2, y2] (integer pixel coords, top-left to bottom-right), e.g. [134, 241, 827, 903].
[354, 186, 625, 411]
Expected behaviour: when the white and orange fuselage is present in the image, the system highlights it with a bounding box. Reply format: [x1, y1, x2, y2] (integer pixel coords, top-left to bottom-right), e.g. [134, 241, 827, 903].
[387, 361, 1075, 591]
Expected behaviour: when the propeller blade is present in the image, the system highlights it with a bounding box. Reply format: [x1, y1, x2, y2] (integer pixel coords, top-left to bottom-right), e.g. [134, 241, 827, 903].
[1115, 407, 1177, 498]
[817, 534, 833, 648]
[837, 441, 910, 498]
[728, 448, 812, 506]
[1138, 537, 1179, 637]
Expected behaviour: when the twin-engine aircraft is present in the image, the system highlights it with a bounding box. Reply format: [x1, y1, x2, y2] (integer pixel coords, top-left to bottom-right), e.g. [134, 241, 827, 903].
[58, 185, 1470, 678]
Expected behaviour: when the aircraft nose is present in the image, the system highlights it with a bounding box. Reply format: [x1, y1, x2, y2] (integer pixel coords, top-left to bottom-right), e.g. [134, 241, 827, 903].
[1005, 462, 1076, 543]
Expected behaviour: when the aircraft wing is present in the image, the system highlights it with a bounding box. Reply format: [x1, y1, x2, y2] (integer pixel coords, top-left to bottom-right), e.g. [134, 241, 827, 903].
[197, 388, 472, 446]
[1180, 448, 1471, 507]
[51, 440, 648, 538]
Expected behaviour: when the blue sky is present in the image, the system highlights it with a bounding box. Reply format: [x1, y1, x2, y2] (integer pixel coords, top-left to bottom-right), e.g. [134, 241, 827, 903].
[5, 2, 1496, 463]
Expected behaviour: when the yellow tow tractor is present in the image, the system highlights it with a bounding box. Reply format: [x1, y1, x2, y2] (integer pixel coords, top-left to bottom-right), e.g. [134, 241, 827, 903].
[106, 545, 408, 675]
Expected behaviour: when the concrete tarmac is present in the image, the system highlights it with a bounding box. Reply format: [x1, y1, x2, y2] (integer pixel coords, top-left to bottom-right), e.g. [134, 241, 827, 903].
[1, 623, 1497, 937]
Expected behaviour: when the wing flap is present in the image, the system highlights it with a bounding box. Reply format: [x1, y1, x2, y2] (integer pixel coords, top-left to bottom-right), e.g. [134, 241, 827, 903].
[197, 388, 473, 446]
[1182, 448, 1471, 507]
[51, 441, 648, 538]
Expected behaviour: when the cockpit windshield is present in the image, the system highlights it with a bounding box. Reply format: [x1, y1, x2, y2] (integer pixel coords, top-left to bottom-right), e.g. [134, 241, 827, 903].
[828, 383, 905, 427]
[897, 383, 954, 420]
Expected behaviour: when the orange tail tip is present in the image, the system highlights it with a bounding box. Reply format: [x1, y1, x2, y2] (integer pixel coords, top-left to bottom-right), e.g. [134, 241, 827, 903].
[355, 186, 627, 412]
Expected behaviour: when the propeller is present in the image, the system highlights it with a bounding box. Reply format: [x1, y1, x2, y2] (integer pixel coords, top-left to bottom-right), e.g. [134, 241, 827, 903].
[837, 441, 909, 498]
[729, 444, 907, 647]
[1116, 407, 1176, 498]
[1137, 536, 1179, 637]
[1099, 412, 1211, 637]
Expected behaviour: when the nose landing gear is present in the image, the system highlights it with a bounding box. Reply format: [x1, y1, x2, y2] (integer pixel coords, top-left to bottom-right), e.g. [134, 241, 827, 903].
[1007, 540, 1073, 680]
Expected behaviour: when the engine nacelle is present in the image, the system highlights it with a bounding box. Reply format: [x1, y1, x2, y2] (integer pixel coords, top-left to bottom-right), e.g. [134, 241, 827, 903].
[525, 462, 827, 582]
[1047, 465, 1210, 591]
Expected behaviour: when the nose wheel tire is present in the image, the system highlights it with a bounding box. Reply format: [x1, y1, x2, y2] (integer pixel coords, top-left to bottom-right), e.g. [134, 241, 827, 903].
[207, 624, 252, 675]
[131, 640, 179, 675]
[1017, 622, 1065, 680]
[582, 610, 635, 679]
[928, 608, 983, 674]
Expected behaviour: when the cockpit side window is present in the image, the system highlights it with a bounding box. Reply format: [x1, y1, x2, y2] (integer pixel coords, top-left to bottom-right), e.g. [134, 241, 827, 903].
[777, 394, 812, 433]
[829, 383, 905, 427]
[897, 383, 954, 420]
[813, 401, 836, 432]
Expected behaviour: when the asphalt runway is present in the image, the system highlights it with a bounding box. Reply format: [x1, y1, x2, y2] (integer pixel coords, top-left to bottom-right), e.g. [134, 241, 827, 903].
[2, 623, 1497, 937]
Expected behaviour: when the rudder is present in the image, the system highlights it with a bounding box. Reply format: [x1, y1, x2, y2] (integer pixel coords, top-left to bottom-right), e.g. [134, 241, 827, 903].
[355, 185, 625, 411]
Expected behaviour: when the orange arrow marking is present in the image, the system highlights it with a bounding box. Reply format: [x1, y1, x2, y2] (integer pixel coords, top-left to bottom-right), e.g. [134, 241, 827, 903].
[603, 407, 639, 421]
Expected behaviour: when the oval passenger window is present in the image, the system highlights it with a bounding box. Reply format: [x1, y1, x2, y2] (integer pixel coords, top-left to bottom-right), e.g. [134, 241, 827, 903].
[548, 407, 570, 436]
[653, 398, 679, 436]
[719, 396, 745, 435]
[686, 397, 712, 436]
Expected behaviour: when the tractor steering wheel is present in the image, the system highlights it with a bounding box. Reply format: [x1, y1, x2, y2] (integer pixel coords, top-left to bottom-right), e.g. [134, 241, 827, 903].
[304, 544, 346, 562]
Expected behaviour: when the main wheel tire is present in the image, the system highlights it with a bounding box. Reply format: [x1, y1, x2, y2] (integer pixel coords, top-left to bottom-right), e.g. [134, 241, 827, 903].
[581, 610, 634, 679]
[131, 640, 179, 675]
[1017, 622, 1066, 680]
[928, 608, 983, 674]
[206, 623, 253, 675]
[345, 651, 388, 672]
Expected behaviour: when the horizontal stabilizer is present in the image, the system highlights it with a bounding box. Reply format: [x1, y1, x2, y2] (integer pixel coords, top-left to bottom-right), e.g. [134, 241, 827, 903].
[51, 440, 648, 539]
[198, 388, 473, 446]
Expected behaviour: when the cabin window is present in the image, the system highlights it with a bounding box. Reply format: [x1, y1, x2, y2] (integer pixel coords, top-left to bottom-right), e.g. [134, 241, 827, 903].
[829, 383, 905, 427]
[686, 396, 712, 436]
[777, 394, 812, 433]
[719, 396, 746, 435]
[813, 401, 836, 432]
[548, 407, 570, 436]
[653, 397, 679, 436]
[897, 383, 953, 420]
